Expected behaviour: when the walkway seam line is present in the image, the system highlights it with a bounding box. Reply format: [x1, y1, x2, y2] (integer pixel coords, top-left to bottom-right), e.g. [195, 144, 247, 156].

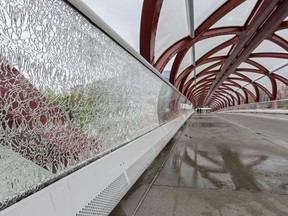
[131, 128, 185, 216]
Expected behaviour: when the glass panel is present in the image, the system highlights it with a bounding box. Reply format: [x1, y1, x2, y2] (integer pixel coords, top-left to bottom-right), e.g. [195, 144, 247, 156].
[184, 71, 196, 84]
[276, 80, 288, 100]
[82, 0, 143, 51]
[244, 84, 256, 96]
[237, 62, 258, 70]
[210, 45, 232, 58]
[195, 35, 234, 61]
[217, 93, 229, 101]
[162, 54, 177, 80]
[223, 84, 240, 91]
[0, 0, 192, 209]
[275, 29, 288, 41]
[222, 99, 288, 111]
[235, 88, 246, 99]
[272, 64, 288, 79]
[185, 62, 220, 85]
[228, 74, 244, 79]
[195, 61, 221, 74]
[230, 91, 239, 100]
[211, 0, 257, 28]
[229, 80, 249, 87]
[252, 40, 287, 53]
[176, 47, 193, 77]
[155, 0, 189, 60]
[255, 76, 273, 93]
[258, 92, 270, 102]
[250, 58, 288, 71]
[192, 74, 215, 85]
[193, 0, 226, 29]
[237, 71, 263, 81]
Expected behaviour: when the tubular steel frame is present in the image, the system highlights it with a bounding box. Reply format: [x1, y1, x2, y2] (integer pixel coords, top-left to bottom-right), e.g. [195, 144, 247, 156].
[140, 0, 288, 110]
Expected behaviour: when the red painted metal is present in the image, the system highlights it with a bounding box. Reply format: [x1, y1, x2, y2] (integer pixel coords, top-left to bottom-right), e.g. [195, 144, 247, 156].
[203, 0, 288, 105]
[154, 36, 191, 72]
[140, 0, 164, 63]
[216, 89, 237, 106]
[219, 86, 241, 104]
[176, 56, 226, 87]
[169, 47, 190, 84]
[222, 83, 247, 102]
[250, 52, 288, 59]
[141, 0, 287, 108]
[214, 91, 233, 106]
[277, 20, 288, 31]
[154, 0, 244, 73]
[268, 34, 288, 52]
[272, 73, 288, 85]
[169, 31, 239, 85]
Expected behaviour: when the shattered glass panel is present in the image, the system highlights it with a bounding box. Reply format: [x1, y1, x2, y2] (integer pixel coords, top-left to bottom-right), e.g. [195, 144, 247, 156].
[0, 0, 192, 210]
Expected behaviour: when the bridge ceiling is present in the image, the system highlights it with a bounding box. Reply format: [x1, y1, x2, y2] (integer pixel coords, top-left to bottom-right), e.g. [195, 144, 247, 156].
[140, 0, 288, 110]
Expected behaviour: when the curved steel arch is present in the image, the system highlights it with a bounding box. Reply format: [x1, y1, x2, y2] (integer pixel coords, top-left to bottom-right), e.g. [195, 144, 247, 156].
[218, 87, 241, 105]
[219, 85, 242, 105]
[215, 89, 238, 106]
[268, 34, 288, 52]
[214, 91, 234, 106]
[169, 33, 239, 85]
[176, 57, 226, 88]
[174, 36, 238, 88]
[140, 0, 288, 110]
[222, 83, 247, 103]
[152, 0, 244, 72]
[140, 0, 164, 63]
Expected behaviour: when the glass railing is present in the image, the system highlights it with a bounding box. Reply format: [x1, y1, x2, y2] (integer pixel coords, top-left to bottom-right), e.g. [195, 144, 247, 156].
[219, 99, 288, 112]
[0, 0, 192, 210]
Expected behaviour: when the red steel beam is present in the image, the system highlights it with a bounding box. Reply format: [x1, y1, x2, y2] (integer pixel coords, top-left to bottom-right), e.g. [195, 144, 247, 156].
[268, 34, 288, 52]
[154, 0, 244, 72]
[203, 0, 288, 105]
[140, 0, 163, 63]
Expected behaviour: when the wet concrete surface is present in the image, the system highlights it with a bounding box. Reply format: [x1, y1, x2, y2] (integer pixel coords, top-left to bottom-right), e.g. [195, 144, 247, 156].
[110, 114, 288, 216]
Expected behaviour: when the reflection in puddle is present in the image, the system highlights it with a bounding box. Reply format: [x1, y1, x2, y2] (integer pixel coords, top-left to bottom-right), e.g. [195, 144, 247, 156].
[172, 144, 276, 192]
[190, 122, 213, 128]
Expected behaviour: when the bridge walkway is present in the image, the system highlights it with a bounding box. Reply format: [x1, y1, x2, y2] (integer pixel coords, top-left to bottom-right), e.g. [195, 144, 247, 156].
[111, 113, 288, 216]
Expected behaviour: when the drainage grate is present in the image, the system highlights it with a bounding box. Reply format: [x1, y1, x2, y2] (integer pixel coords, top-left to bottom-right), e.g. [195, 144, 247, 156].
[76, 173, 129, 216]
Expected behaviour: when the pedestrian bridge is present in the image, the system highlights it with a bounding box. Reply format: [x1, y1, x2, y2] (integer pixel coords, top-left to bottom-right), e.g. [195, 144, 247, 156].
[0, 1, 288, 215]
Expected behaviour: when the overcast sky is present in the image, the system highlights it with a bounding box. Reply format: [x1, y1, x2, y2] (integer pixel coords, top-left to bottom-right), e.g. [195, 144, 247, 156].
[82, 0, 143, 52]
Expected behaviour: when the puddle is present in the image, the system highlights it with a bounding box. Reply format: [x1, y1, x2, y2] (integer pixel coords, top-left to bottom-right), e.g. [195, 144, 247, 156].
[190, 122, 213, 128]
[168, 142, 288, 194]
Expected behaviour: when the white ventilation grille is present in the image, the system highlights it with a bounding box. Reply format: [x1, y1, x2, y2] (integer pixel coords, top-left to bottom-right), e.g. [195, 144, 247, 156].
[76, 173, 129, 216]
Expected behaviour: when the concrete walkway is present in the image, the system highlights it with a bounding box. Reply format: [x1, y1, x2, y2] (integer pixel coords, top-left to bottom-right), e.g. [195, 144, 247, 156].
[110, 114, 288, 216]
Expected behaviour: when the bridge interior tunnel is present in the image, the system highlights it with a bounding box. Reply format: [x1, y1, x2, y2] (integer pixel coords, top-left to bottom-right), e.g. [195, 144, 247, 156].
[138, 0, 288, 110]
[0, 0, 288, 216]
